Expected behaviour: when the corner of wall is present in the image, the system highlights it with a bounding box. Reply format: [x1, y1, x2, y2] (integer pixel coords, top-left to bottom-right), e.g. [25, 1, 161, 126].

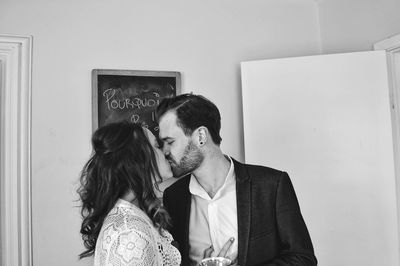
[314, 0, 324, 54]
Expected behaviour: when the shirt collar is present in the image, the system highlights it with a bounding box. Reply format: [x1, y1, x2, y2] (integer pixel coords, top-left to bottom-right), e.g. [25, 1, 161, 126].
[189, 156, 235, 200]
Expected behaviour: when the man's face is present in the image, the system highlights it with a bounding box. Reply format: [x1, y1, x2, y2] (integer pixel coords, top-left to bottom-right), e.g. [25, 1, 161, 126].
[158, 111, 203, 177]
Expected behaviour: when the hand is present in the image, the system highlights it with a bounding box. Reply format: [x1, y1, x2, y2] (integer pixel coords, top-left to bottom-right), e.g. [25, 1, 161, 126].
[202, 238, 237, 265]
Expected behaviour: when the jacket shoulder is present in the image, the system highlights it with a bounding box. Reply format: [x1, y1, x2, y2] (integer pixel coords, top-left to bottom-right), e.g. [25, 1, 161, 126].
[163, 174, 191, 195]
[245, 163, 285, 176]
[233, 158, 287, 183]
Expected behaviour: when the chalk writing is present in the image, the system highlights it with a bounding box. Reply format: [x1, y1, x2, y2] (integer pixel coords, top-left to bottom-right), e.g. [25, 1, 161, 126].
[130, 114, 140, 123]
[103, 88, 160, 110]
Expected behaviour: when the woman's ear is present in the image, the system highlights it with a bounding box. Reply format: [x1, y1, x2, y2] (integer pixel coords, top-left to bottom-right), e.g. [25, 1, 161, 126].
[197, 127, 207, 146]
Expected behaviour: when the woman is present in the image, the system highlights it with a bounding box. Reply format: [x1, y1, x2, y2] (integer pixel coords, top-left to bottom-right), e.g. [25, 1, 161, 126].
[77, 121, 181, 265]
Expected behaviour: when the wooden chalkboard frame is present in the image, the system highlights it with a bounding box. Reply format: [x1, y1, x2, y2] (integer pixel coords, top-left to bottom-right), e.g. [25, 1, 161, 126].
[92, 69, 181, 133]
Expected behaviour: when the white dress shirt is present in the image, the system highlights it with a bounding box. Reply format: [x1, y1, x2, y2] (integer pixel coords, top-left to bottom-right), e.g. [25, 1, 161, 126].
[188, 156, 238, 266]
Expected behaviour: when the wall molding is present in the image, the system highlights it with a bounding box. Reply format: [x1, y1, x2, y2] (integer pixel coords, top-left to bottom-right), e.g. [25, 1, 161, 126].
[0, 35, 33, 266]
[374, 34, 400, 261]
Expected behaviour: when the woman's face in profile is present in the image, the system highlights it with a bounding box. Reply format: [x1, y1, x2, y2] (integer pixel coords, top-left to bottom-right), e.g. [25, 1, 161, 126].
[144, 128, 173, 181]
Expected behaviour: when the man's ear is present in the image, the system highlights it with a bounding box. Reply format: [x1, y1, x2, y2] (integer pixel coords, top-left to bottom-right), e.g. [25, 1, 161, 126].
[197, 127, 208, 146]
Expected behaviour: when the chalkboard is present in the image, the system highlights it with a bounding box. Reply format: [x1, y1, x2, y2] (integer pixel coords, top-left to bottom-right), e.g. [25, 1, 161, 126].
[92, 69, 181, 136]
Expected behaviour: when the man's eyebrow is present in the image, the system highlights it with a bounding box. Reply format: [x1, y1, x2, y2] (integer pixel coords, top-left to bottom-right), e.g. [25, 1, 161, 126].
[161, 136, 174, 141]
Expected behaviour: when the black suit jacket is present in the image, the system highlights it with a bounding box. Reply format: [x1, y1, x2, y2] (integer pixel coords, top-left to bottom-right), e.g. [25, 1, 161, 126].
[163, 158, 317, 266]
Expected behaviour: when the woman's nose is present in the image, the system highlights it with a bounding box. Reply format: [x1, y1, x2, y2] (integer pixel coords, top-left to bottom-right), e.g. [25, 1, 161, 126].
[162, 145, 170, 156]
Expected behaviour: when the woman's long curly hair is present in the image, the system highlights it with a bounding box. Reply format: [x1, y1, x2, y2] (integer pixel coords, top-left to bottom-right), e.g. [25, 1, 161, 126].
[77, 121, 171, 259]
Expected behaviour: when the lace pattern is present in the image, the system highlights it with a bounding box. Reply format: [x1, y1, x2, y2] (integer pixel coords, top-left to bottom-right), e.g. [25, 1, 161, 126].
[94, 199, 181, 266]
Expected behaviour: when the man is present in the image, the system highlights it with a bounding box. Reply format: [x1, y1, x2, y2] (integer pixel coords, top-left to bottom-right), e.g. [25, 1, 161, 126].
[157, 93, 317, 266]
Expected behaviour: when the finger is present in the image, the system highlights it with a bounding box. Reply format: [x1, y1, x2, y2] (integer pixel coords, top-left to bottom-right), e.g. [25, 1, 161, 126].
[229, 258, 239, 265]
[203, 245, 214, 258]
[217, 237, 235, 257]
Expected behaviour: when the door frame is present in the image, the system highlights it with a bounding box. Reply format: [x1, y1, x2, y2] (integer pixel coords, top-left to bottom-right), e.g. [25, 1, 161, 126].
[0, 35, 33, 266]
[375, 34, 400, 258]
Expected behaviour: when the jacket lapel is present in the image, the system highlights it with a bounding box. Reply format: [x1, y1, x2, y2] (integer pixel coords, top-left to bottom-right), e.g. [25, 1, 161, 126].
[233, 159, 251, 266]
[179, 175, 192, 266]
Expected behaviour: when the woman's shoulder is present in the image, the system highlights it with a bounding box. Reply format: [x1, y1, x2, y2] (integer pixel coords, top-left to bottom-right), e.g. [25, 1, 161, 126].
[103, 199, 154, 232]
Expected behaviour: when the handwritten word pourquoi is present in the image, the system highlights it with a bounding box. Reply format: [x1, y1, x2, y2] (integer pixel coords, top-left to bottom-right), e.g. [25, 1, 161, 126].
[103, 88, 160, 110]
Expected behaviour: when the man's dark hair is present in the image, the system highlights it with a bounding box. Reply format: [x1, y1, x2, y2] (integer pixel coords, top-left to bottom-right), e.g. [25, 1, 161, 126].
[156, 93, 222, 145]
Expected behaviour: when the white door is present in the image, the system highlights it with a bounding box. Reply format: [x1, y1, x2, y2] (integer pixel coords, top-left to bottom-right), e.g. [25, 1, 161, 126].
[241, 51, 398, 266]
[0, 58, 3, 264]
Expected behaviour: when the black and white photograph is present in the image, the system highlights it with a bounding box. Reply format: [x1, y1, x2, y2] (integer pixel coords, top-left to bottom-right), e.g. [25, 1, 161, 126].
[1, 1, 400, 266]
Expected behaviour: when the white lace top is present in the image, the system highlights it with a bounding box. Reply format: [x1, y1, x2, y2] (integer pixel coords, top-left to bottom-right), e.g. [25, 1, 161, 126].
[94, 199, 181, 266]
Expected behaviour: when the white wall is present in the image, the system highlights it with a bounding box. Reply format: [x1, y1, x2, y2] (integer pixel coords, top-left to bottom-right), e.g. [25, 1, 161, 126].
[0, 1, 320, 265]
[318, 0, 400, 53]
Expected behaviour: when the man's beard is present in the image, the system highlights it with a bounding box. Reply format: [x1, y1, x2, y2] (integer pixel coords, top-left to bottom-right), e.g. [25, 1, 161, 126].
[169, 140, 204, 178]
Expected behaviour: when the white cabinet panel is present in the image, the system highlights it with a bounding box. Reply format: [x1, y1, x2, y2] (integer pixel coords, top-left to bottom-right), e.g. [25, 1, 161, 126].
[241, 51, 398, 266]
